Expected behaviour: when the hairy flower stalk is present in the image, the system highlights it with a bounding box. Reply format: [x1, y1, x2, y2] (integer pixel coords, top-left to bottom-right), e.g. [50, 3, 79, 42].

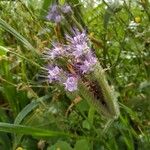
[44, 28, 119, 119]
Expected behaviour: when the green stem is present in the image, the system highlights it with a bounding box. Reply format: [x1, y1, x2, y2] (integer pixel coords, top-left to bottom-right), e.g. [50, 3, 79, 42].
[88, 105, 95, 125]
[71, 15, 84, 31]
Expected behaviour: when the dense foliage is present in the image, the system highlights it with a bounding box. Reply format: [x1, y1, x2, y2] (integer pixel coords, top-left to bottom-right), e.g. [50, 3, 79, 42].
[0, 0, 150, 150]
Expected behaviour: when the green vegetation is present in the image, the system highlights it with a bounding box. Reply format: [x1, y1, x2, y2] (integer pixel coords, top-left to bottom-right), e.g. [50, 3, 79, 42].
[0, 0, 150, 150]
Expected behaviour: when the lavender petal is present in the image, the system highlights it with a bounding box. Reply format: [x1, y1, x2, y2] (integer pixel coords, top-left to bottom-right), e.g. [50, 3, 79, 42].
[63, 76, 78, 92]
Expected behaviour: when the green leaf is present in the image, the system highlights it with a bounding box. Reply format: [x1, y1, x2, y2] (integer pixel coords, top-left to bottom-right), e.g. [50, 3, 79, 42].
[20, 137, 37, 150]
[139, 81, 150, 95]
[0, 108, 9, 123]
[74, 139, 90, 150]
[82, 120, 91, 130]
[59, 0, 65, 5]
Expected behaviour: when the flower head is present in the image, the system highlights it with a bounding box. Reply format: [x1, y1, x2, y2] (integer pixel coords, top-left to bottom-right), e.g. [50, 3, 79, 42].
[48, 66, 62, 83]
[66, 30, 90, 58]
[46, 43, 66, 59]
[61, 4, 72, 13]
[46, 4, 62, 23]
[76, 52, 97, 74]
[67, 30, 88, 45]
[128, 21, 139, 31]
[44, 28, 98, 92]
[63, 76, 78, 92]
[86, 52, 97, 65]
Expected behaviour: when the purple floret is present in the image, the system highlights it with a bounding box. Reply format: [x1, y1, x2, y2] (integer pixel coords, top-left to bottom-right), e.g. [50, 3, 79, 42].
[67, 30, 88, 46]
[66, 30, 90, 58]
[61, 4, 72, 13]
[46, 4, 62, 23]
[48, 66, 61, 83]
[63, 76, 78, 92]
[77, 52, 97, 74]
[46, 44, 66, 59]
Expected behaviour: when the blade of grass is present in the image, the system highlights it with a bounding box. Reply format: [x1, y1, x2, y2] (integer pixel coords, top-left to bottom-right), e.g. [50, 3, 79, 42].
[0, 18, 36, 53]
[14, 95, 50, 125]
[0, 122, 72, 137]
[13, 95, 50, 148]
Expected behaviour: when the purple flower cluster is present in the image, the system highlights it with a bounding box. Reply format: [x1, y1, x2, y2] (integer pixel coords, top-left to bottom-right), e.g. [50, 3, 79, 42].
[47, 65, 78, 92]
[66, 30, 90, 58]
[46, 4, 72, 23]
[46, 30, 97, 92]
[66, 30, 97, 74]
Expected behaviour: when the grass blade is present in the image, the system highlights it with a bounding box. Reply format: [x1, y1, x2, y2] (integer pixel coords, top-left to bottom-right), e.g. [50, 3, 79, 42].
[0, 122, 72, 137]
[0, 18, 36, 52]
[14, 95, 50, 125]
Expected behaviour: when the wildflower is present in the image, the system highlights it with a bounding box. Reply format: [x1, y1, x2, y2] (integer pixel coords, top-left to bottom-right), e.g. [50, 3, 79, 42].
[46, 3, 72, 23]
[71, 43, 88, 58]
[48, 66, 61, 83]
[78, 52, 97, 74]
[63, 76, 78, 92]
[73, 30, 88, 45]
[86, 51, 97, 62]
[128, 21, 139, 31]
[46, 4, 62, 23]
[46, 44, 66, 59]
[135, 16, 141, 23]
[61, 4, 72, 14]
[66, 30, 90, 58]
[79, 60, 92, 74]
[45, 29, 98, 91]
[55, 15, 62, 23]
